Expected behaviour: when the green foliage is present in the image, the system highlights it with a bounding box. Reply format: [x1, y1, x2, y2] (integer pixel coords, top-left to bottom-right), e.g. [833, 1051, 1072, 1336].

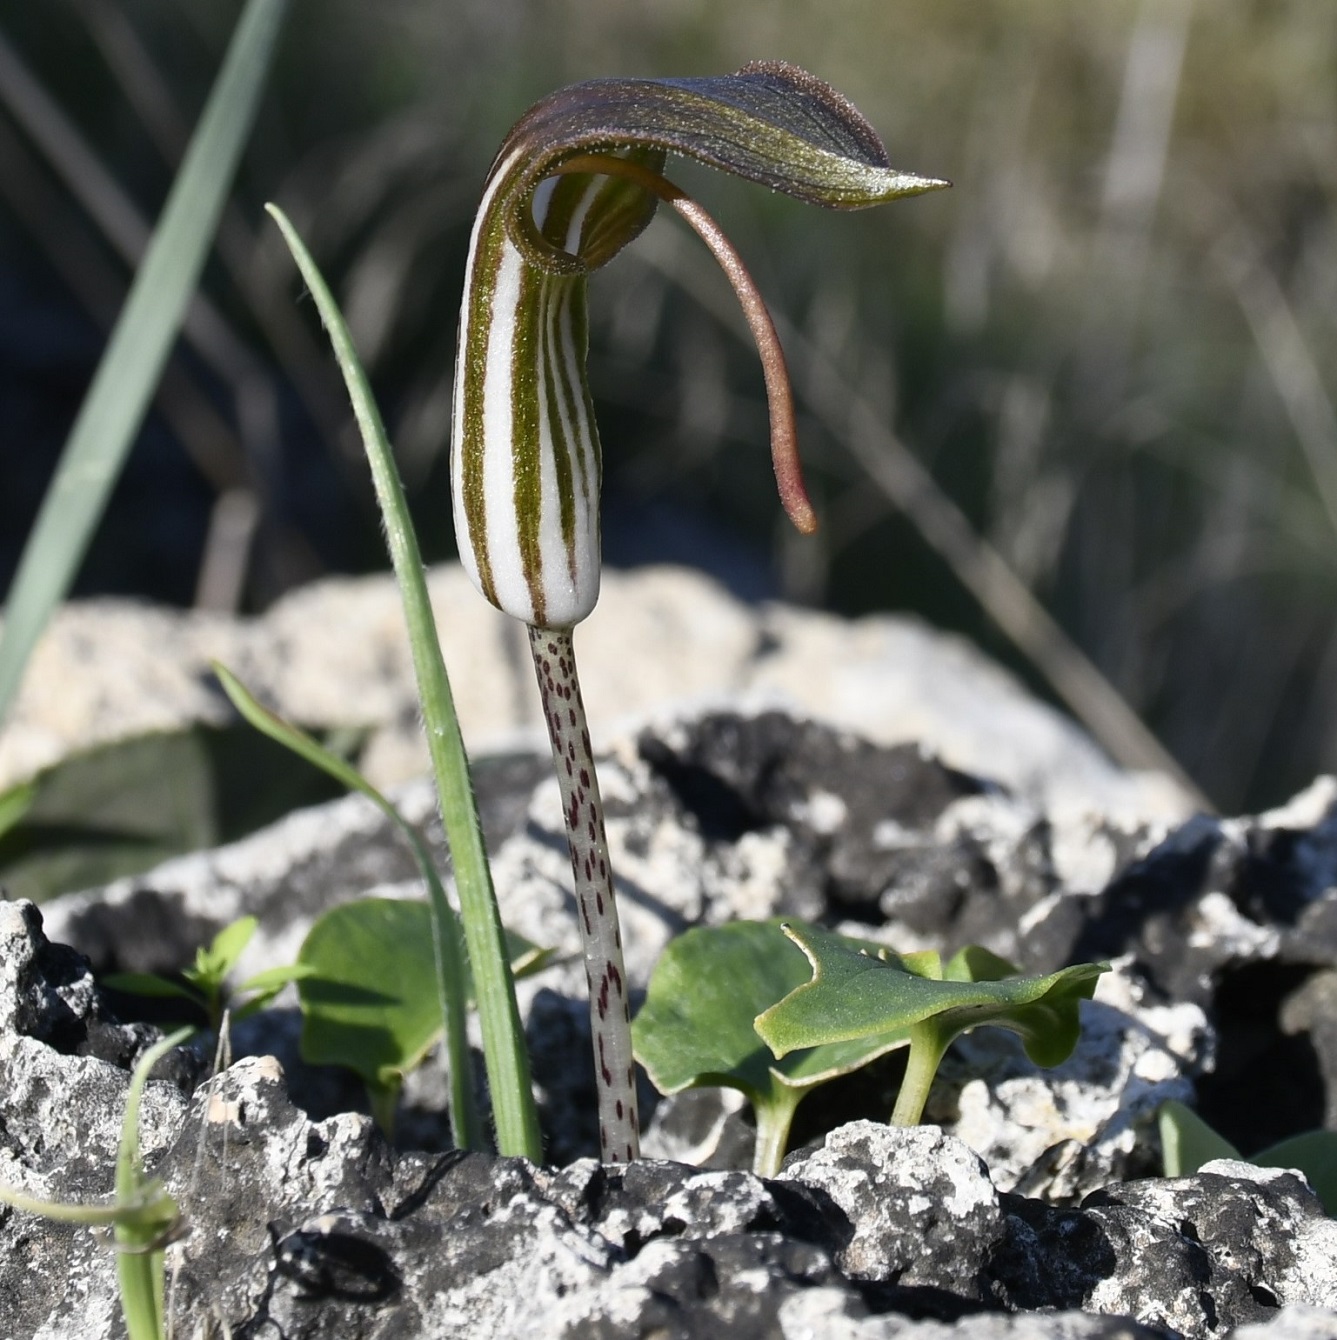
[0, 781, 35, 843]
[297, 899, 440, 1136]
[0, 0, 289, 727]
[0, 1026, 193, 1340]
[636, 920, 1106, 1173]
[266, 205, 540, 1160]
[0, 725, 350, 904]
[633, 919, 913, 1176]
[105, 915, 309, 1031]
[754, 922, 1107, 1127]
[212, 662, 482, 1150]
[297, 898, 547, 1138]
[1159, 1100, 1337, 1216]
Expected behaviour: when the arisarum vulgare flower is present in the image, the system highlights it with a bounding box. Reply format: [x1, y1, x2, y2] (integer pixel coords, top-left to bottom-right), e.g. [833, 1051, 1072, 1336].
[451, 60, 947, 1162]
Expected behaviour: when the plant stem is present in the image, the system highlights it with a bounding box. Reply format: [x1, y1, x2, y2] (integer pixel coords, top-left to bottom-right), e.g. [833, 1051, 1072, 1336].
[528, 626, 639, 1162]
[267, 204, 540, 1161]
[212, 662, 481, 1151]
[116, 1026, 193, 1340]
[752, 1092, 802, 1179]
[890, 1024, 949, 1127]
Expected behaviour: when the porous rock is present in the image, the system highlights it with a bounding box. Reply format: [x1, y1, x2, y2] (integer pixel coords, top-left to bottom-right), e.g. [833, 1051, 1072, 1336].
[1, 893, 1336, 1337]
[0, 901, 192, 1340]
[9, 669, 1337, 1337]
[38, 709, 1208, 1177]
[778, 1123, 1001, 1293]
[993, 1162, 1337, 1335]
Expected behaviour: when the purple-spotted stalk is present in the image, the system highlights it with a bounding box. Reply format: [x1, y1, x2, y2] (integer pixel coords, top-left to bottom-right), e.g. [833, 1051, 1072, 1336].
[528, 625, 637, 1159]
[451, 61, 947, 1162]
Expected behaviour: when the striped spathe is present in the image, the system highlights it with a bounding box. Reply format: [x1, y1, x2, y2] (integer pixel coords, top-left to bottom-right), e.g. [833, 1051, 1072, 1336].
[452, 152, 660, 628]
[449, 63, 948, 628]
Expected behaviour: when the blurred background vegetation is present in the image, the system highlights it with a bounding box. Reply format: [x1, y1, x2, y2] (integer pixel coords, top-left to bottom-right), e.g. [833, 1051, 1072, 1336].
[0, 0, 1334, 814]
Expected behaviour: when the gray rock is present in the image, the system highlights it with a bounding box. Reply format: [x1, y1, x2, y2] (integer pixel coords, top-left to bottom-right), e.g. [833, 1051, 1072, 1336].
[0, 563, 1191, 821]
[8, 660, 1337, 1340]
[779, 1123, 1002, 1294]
[1233, 1309, 1337, 1340]
[0, 894, 1335, 1337]
[0, 902, 193, 1340]
[1026, 777, 1337, 1155]
[776, 1295, 1167, 1340]
[994, 1162, 1337, 1335]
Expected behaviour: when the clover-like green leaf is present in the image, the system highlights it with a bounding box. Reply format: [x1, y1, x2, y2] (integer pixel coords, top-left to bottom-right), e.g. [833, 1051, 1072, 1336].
[297, 897, 546, 1138]
[755, 922, 1107, 1125]
[632, 919, 913, 1176]
[452, 61, 948, 629]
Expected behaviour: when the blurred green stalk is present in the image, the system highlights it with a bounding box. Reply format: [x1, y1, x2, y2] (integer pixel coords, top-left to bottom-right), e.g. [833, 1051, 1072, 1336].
[265, 203, 541, 1161]
[0, 0, 288, 724]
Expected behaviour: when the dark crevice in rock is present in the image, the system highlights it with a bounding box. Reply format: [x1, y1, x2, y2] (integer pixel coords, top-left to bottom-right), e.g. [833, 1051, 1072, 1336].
[1196, 961, 1327, 1152]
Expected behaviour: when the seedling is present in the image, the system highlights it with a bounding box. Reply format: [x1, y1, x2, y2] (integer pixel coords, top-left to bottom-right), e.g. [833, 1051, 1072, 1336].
[634, 919, 1107, 1174]
[1159, 1100, 1337, 1215]
[0, 1026, 193, 1340]
[633, 920, 914, 1176]
[449, 61, 947, 1162]
[105, 916, 306, 1033]
[756, 922, 1107, 1126]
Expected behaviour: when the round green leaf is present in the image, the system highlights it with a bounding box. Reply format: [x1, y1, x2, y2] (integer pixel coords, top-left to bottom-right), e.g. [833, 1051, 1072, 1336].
[298, 898, 545, 1089]
[633, 919, 914, 1173]
[298, 899, 443, 1090]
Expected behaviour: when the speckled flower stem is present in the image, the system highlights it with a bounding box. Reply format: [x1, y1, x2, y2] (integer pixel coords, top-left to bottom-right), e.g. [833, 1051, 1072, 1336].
[528, 624, 639, 1162]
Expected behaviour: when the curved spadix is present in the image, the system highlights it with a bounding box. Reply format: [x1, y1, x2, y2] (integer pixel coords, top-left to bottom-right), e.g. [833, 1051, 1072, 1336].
[450, 60, 948, 627]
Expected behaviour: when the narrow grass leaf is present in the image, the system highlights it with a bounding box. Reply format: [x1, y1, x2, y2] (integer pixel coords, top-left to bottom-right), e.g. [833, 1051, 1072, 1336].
[213, 661, 481, 1152]
[0, 0, 288, 724]
[115, 1026, 193, 1340]
[232, 215, 539, 1157]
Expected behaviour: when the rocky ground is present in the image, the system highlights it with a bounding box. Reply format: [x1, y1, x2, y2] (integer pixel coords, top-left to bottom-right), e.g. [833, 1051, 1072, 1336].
[1, 566, 1336, 1337]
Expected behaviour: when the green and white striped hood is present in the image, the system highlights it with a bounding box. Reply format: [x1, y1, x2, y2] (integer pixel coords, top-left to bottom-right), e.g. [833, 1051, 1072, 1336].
[450, 61, 947, 628]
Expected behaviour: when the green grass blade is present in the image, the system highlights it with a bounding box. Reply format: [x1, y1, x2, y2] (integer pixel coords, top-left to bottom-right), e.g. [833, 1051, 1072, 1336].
[212, 661, 481, 1151]
[264, 204, 540, 1161]
[116, 1026, 193, 1340]
[0, 0, 289, 726]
